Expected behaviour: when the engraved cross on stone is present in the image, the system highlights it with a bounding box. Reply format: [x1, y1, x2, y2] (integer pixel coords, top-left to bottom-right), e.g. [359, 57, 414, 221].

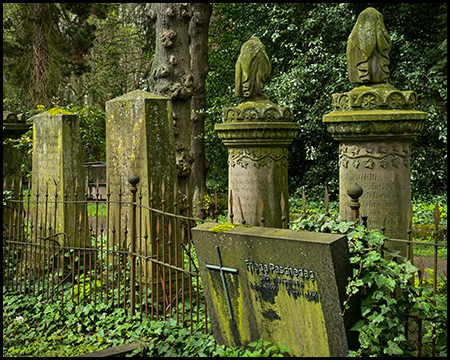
[205, 246, 238, 320]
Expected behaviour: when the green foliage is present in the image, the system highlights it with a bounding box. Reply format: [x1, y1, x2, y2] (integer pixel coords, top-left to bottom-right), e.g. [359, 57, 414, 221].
[291, 214, 447, 357]
[64, 104, 106, 162]
[3, 288, 291, 357]
[412, 196, 447, 226]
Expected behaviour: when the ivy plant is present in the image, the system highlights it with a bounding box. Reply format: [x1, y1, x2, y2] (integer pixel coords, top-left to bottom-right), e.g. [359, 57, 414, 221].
[291, 214, 447, 357]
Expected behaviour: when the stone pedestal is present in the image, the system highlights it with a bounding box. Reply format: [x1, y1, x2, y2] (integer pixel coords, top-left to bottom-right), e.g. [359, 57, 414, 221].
[323, 84, 427, 257]
[106, 90, 179, 265]
[215, 99, 300, 228]
[31, 111, 87, 247]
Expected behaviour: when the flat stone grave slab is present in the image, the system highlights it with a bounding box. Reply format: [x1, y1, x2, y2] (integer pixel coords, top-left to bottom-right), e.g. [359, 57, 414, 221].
[192, 222, 358, 357]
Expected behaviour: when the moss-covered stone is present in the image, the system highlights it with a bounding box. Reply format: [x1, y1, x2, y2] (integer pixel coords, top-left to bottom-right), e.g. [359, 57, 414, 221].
[47, 107, 73, 116]
[192, 222, 358, 356]
[209, 222, 239, 233]
[215, 37, 300, 228]
[105, 90, 179, 273]
[31, 112, 87, 247]
[322, 7, 427, 259]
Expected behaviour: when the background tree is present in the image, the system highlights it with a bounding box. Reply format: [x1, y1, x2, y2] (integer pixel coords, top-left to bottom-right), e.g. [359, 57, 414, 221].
[190, 3, 212, 214]
[148, 3, 195, 205]
[148, 3, 211, 214]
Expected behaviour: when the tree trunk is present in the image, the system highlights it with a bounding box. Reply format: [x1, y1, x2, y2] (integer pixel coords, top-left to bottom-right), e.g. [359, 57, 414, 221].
[189, 3, 212, 218]
[31, 3, 52, 107]
[149, 3, 195, 206]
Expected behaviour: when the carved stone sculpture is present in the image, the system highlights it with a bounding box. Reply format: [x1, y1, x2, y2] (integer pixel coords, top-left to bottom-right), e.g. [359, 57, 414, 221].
[347, 7, 391, 84]
[216, 37, 300, 227]
[323, 7, 427, 259]
[235, 37, 271, 99]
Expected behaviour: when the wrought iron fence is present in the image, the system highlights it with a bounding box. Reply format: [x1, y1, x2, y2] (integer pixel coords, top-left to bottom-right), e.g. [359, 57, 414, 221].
[3, 176, 209, 332]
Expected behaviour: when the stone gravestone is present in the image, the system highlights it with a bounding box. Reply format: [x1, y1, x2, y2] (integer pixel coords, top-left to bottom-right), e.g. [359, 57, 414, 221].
[215, 37, 300, 228]
[192, 223, 358, 357]
[323, 7, 427, 258]
[31, 110, 87, 247]
[3, 112, 31, 232]
[105, 90, 179, 271]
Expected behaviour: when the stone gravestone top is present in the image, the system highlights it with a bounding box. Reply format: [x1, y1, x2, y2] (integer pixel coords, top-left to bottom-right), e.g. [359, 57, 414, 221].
[31, 111, 87, 247]
[192, 223, 358, 357]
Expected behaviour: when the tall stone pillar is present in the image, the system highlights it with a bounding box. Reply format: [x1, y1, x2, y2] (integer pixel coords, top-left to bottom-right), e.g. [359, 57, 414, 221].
[31, 111, 87, 246]
[215, 37, 300, 228]
[106, 90, 179, 263]
[323, 8, 427, 258]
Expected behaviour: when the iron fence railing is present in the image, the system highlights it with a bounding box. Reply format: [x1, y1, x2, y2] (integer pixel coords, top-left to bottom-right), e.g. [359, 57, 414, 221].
[3, 178, 447, 355]
[3, 176, 208, 332]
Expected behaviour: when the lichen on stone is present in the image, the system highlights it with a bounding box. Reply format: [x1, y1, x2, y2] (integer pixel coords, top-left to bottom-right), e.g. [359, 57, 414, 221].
[209, 222, 238, 233]
[47, 107, 73, 116]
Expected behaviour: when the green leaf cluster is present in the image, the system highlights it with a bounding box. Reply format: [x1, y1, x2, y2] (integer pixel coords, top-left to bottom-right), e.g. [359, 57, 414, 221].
[291, 214, 447, 357]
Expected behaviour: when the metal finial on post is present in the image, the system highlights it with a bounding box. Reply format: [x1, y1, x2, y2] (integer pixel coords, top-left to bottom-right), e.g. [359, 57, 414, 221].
[347, 182, 363, 222]
[128, 174, 139, 318]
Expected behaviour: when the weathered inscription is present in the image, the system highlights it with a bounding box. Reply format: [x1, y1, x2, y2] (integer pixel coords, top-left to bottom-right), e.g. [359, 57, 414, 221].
[244, 259, 319, 303]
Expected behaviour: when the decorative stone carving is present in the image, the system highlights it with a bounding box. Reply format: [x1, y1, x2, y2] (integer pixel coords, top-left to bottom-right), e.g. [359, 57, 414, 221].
[331, 84, 418, 111]
[229, 148, 288, 169]
[339, 142, 410, 170]
[323, 7, 427, 259]
[223, 101, 292, 123]
[235, 37, 271, 99]
[347, 7, 391, 84]
[215, 37, 300, 227]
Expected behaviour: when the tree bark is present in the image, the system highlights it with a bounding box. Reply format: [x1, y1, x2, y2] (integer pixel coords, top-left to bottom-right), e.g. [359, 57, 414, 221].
[189, 3, 212, 218]
[149, 3, 194, 205]
[31, 3, 52, 107]
[149, 3, 211, 214]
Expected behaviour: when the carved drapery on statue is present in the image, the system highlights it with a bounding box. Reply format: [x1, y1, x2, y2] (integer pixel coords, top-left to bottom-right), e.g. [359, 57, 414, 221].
[235, 37, 271, 99]
[347, 7, 391, 84]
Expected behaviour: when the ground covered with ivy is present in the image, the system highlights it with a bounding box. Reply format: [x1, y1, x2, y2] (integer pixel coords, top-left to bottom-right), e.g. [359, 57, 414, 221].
[2, 289, 291, 357]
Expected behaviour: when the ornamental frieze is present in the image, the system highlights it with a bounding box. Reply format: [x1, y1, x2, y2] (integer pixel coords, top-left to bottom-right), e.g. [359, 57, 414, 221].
[229, 148, 288, 169]
[331, 87, 418, 111]
[222, 104, 292, 123]
[339, 142, 410, 170]
[325, 120, 424, 137]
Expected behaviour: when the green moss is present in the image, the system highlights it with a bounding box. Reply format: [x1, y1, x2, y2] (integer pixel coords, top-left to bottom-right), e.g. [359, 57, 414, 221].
[209, 222, 238, 233]
[47, 107, 73, 116]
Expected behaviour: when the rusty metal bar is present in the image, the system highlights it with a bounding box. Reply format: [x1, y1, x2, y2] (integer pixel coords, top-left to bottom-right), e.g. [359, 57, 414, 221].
[129, 174, 139, 318]
[281, 192, 287, 229]
[229, 190, 234, 224]
[259, 195, 265, 227]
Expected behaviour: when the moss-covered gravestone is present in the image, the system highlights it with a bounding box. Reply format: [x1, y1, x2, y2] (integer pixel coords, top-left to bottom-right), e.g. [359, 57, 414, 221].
[105, 90, 179, 267]
[323, 8, 427, 257]
[3, 113, 31, 234]
[215, 37, 300, 228]
[192, 223, 358, 356]
[31, 110, 87, 247]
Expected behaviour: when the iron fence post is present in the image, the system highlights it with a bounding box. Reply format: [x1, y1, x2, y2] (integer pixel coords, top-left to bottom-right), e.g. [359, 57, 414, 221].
[347, 182, 363, 223]
[128, 174, 140, 318]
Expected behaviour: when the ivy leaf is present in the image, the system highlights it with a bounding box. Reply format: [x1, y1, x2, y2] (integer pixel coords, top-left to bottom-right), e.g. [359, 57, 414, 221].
[384, 340, 404, 355]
